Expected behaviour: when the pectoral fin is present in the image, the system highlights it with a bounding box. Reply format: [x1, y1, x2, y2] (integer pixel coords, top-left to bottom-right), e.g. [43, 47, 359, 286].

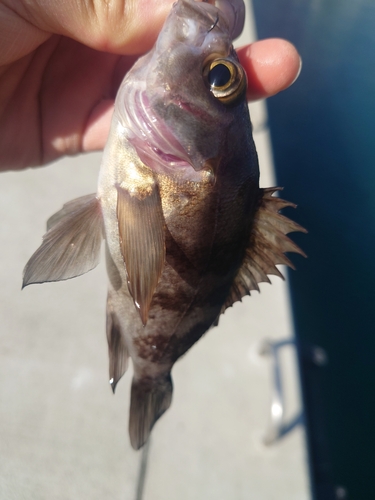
[116, 183, 165, 325]
[23, 194, 103, 287]
[222, 188, 307, 311]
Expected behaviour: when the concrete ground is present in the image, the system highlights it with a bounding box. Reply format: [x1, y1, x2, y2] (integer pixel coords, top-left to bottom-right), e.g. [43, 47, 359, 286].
[0, 2, 310, 499]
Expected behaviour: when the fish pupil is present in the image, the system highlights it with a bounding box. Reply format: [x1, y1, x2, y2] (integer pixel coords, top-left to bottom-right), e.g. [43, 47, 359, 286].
[208, 64, 231, 88]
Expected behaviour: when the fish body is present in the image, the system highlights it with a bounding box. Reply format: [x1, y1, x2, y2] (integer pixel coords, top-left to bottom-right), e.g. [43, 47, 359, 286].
[23, 0, 305, 450]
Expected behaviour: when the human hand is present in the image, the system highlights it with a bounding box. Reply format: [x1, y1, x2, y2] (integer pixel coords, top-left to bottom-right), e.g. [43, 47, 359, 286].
[0, 0, 301, 171]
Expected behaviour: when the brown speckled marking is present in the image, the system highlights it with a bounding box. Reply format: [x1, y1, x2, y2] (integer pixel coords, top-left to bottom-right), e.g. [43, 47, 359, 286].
[134, 334, 173, 363]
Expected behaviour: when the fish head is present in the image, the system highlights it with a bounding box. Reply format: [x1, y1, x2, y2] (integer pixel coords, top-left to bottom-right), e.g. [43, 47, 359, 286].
[116, 0, 253, 181]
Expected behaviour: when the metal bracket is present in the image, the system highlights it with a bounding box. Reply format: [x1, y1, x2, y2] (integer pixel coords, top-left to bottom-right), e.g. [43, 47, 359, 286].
[259, 338, 303, 445]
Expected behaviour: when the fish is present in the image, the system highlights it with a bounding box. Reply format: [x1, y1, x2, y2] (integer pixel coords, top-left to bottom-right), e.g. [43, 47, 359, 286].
[23, 0, 306, 450]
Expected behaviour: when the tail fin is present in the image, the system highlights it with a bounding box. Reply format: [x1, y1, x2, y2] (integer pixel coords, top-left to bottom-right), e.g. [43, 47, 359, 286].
[129, 373, 173, 450]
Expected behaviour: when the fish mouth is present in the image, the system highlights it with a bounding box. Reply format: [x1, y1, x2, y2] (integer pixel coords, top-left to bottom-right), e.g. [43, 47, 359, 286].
[122, 89, 211, 178]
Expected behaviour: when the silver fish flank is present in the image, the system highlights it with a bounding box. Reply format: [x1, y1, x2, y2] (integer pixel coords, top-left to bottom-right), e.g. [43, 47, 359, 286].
[23, 0, 306, 450]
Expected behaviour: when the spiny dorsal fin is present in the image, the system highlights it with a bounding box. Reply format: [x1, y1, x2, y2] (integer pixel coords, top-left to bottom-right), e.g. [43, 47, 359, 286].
[106, 292, 129, 393]
[23, 194, 103, 287]
[222, 187, 307, 312]
[116, 182, 165, 326]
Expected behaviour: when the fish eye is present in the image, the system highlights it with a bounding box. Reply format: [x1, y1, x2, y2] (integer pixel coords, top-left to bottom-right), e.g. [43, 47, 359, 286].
[203, 58, 247, 104]
[208, 63, 232, 88]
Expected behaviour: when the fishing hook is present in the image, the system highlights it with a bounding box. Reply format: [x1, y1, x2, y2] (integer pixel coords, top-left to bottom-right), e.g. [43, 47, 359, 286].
[208, 14, 219, 32]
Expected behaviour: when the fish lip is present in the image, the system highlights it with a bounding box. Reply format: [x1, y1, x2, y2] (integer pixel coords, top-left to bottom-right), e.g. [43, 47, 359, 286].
[126, 89, 193, 171]
[123, 89, 213, 175]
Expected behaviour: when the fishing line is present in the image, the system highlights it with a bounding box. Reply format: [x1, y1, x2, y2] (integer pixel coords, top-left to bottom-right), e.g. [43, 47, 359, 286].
[135, 438, 151, 500]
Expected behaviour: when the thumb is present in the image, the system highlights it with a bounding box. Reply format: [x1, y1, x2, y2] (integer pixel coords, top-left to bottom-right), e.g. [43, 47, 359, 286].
[13, 0, 175, 55]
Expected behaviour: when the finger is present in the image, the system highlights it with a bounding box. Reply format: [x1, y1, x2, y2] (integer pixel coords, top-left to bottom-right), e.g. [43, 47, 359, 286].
[82, 99, 114, 152]
[237, 38, 301, 101]
[81, 54, 139, 152]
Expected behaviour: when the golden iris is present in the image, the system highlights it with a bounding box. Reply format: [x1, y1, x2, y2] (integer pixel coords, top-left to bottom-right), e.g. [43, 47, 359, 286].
[203, 58, 247, 103]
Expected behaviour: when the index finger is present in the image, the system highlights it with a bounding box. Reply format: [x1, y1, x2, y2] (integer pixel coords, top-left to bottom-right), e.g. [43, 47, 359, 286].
[237, 38, 302, 101]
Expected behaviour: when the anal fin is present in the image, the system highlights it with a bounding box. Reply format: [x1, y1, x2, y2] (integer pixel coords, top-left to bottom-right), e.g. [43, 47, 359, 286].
[23, 194, 103, 287]
[129, 373, 173, 450]
[116, 182, 165, 325]
[106, 292, 129, 393]
[222, 187, 307, 312]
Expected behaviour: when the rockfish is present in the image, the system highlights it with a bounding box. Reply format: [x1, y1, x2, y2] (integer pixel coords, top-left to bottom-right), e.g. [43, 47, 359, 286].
[23, 0, 305, 449]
